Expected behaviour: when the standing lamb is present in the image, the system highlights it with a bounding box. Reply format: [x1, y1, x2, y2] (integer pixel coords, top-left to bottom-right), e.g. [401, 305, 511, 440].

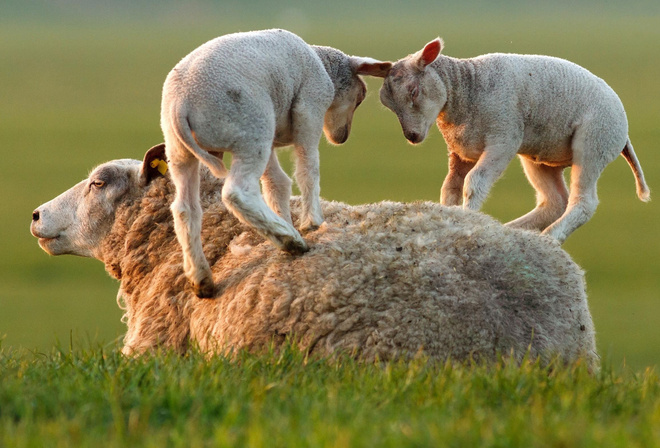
[367, 38, 649, 243]
[161, 28, 390, 297]
[30, 146, 599, 370]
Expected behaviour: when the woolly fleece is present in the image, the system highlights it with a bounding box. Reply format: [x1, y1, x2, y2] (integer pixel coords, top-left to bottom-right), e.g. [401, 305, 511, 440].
[97, 165, 598, 368]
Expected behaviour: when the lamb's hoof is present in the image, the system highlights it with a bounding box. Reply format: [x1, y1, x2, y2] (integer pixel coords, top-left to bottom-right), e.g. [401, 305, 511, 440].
[193, 277, 215, 299]
[281, 236, 309, 256]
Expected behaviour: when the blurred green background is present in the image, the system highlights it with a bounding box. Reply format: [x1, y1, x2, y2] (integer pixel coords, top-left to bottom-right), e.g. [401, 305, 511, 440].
[1, 1, 658, 370]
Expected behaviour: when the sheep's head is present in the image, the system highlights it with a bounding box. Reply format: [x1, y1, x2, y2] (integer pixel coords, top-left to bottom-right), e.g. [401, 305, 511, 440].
[377, 38, 446, 145]
[30, 144, 168, 261]
[321, 51, 391, 145]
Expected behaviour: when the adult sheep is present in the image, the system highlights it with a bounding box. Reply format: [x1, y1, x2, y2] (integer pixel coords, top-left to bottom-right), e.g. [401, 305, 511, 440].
[30, 144, 598, 369]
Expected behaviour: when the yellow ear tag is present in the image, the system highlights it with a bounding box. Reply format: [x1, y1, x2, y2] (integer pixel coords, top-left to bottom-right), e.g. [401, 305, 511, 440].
[150, 159, 168, 175]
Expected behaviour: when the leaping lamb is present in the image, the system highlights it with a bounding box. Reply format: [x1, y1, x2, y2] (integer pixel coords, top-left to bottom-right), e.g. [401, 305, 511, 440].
[366, 38, 650, 243]
[161, 28, 389, 297]
[30, 145, 599, 370]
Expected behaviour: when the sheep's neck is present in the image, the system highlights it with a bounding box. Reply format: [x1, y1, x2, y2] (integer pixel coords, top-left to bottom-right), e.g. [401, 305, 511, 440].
[311, 46, 343, 95]
[432, 55, 478, 123]
[100, 198, 143, 280]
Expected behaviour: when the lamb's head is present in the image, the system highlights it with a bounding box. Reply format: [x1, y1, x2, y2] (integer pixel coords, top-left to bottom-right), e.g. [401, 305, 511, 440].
[315, 46, 392, 145]
[377, 38, 446, 145]
[30, 144, 168, 260]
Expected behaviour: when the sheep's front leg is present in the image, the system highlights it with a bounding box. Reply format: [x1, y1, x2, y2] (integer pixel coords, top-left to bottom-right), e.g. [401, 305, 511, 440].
[462, 144, 518, 211]
[169, 156, 214, 298]
[223, 148, 308, 254]
[440, 152, 476, 206]
[294, 142, 324, 232]
[292, 104, 325, 232]
[261, 149, 294, 226]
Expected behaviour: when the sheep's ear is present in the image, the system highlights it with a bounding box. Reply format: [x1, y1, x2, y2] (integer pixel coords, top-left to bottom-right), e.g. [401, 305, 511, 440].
[414, 38, 443, 70]
[140, 143, 168, 186]
[351, 57, 392, 78]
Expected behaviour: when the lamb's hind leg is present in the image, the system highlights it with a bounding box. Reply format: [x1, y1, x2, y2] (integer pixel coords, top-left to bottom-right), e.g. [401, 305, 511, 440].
[542, 124, 621, 242]
[542, 164, 599, 243]
[261, 149, 293, 226]
[506, 157, 569, 231]
[169, 154, 214, 298]
[223, 146, 308, 254]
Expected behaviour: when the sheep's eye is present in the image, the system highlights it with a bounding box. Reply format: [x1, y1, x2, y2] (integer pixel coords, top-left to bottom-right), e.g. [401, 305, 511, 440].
[91, 180, 106, 189]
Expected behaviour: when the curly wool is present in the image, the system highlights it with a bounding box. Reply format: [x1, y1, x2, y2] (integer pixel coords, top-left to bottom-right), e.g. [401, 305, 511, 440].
[101, 169, 597, 368]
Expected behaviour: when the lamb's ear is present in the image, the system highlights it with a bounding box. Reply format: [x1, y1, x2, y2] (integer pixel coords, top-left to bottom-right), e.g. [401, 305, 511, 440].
[414, 38, 443, 70]
[351, 56, 393, 78]
[140, 143, 168, 186]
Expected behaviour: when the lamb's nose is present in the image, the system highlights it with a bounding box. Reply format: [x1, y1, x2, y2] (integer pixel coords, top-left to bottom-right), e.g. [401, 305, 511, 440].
[32, 210, 40, 222]
[406, 132, 421, 144]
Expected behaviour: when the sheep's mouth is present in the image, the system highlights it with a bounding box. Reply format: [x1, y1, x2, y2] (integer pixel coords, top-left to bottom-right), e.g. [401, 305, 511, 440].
[37, 236, 57, 247]
[37, 236, 61, 255]
[30, 223, 62, 242]
[31, 228, 59, 242]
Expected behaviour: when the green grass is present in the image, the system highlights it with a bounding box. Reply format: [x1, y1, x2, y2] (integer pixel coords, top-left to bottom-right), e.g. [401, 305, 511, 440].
[1, 345, 659, 447]
[1, 5, 659, 372]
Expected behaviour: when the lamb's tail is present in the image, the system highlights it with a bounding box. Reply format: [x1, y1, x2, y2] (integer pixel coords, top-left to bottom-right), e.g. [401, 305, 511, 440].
[166, 102, 228, 179]
[621, 139, 650, 202]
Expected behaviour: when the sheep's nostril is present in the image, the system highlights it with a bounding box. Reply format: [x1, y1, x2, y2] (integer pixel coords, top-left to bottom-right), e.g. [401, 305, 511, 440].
[406, 132, 420, 143]
[32, 210, 40, 222]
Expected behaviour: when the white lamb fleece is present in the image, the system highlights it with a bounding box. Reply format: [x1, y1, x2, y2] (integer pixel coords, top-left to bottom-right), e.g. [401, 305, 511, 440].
[31, 151, 599, 370]
[371, 38, 649, 244]
[161, 28, 390, 298]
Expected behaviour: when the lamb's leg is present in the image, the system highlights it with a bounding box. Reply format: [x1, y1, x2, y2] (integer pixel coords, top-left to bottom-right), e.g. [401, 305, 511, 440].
[292, 103, 325, 232]
[506, 157, 569, 231]
[440, 152, 476, 206]
[462, 144, 518, 210]
[542, 123, 620, 242]
[169, 155, 214, 298]
[223, 148, 308, 254]
[261, 149, 293, 226]
[542, 164, 600, 243]
[294, 143, 324, 232]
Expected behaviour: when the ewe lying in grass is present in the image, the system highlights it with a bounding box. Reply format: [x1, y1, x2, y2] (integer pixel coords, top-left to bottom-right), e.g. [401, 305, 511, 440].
[30, 145, 598, 369]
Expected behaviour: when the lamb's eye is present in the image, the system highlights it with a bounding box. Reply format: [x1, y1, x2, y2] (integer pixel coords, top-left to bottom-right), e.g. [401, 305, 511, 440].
[91, 180, 106, 189]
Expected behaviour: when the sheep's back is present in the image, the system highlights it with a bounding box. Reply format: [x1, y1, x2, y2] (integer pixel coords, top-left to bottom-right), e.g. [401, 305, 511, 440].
[186, 196, 596, 367]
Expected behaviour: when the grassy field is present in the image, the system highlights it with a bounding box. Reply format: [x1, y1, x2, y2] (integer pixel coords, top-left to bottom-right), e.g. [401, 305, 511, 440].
[1, 345, 660, 447]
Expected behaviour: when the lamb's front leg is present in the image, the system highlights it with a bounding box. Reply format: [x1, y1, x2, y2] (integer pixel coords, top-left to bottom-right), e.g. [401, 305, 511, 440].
[462, 143, 518, 211]
[292, 105, 325, 232]
[440, 151, 476, 206]
[294, 142, 324, 232]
